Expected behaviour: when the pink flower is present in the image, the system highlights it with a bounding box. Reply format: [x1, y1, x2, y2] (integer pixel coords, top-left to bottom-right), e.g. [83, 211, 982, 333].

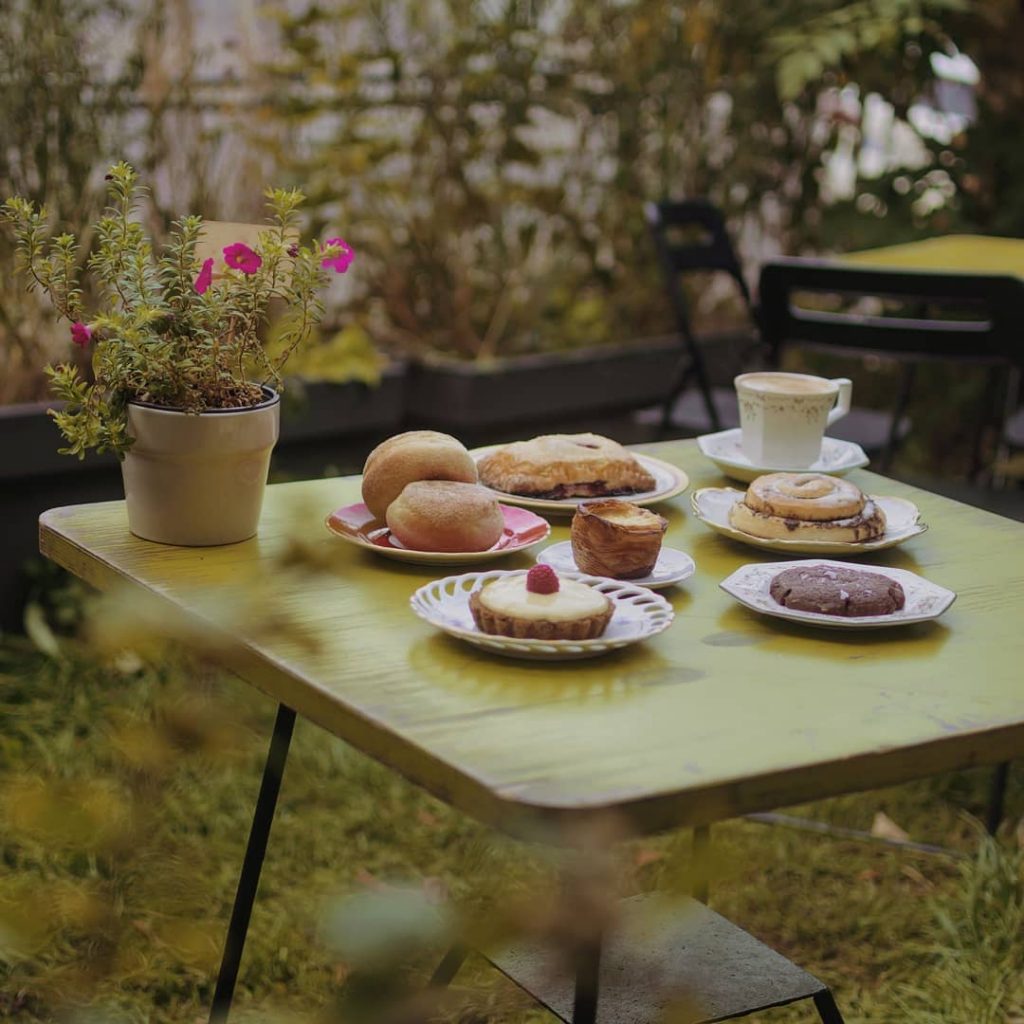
[194, 257, 214, 295]
[320, 237, 355, 274]
[70, 321, 92, 347]
[223, 242, 262, 275]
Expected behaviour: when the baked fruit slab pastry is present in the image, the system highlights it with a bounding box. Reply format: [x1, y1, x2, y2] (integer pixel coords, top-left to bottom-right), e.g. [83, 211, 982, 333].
[728, 472, 886, 543]
[770, 564, 906, 616]
[478, 433, 656, 499]
[470, 565, 614, 640]
[362, 430, 478, 519]
[571, 500, 668, 579]
[386, 481, 504, 552]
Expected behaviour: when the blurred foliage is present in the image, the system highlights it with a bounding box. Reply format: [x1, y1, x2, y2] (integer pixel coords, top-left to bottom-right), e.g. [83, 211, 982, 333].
[0, 578, 1021, 1021]
[258, 0, 959, 363]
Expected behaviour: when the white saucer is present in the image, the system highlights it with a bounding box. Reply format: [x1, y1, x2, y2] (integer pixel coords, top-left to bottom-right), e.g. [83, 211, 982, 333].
[720, 559, 956, 629]
[691, 487, 927, 555]
[536, 541, 695, 590]
[696, 429, 869, 483]
[410, 570, 675, 660]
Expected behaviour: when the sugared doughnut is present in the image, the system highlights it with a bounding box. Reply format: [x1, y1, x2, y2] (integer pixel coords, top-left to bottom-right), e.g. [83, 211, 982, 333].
[385, 481, 504, 552]
[745, 473, 865, 521]
[361, 431, 478, 519]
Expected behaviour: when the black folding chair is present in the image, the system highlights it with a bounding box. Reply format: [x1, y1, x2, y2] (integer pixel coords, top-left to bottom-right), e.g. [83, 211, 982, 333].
[645, 200, 763, 436]
[758, 258, 1024, 476]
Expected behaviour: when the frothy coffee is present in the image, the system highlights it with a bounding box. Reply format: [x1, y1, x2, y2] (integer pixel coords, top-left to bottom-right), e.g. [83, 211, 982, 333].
[737, 372, 835, 396]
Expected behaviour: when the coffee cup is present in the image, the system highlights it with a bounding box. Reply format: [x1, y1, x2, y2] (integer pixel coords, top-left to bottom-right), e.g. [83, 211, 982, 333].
[735, 371, 852, 468]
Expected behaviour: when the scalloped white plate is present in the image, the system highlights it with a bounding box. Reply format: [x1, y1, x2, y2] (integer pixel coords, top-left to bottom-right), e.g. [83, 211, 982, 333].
[535, 541, 696, 590]
[470, 447, 689, 515]
[410, 569, 675, 660]
[691, 487, 927, 555]
[697, 429, 869, 483]
[720, 559, 956, 629]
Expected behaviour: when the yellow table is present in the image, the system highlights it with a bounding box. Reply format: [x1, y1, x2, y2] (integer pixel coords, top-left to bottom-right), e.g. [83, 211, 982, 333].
[38, 440, 1024, 1022]
[844, 233, 1024, 278]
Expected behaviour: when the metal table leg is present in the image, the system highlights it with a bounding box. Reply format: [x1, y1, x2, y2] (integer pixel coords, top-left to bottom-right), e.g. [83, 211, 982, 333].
[209, 703, 296, 1024]
[572, 936, 603, 1024]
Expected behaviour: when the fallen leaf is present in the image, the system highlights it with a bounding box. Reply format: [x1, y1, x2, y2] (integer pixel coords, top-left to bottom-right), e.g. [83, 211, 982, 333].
[417, 809, 440, 828]
[900, 865, 933, 889]
[871, 811, 910, 843]
[633, 848, 665, 868]
[857, 868, 880, 883]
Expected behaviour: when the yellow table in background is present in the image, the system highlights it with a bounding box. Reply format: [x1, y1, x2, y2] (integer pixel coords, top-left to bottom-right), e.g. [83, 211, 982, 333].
[844, 233, 1024, 278]
[39, 441, 1024, 1023]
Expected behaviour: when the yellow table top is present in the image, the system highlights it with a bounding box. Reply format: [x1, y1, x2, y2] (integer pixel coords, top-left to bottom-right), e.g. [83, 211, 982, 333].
[39, 441, 1024, 842]
[844, 234, 1024, 278]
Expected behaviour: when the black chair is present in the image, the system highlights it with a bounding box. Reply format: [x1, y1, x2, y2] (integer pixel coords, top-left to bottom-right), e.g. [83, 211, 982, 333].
[758, 258, 1024, 475]
[644, 200, 763, 436]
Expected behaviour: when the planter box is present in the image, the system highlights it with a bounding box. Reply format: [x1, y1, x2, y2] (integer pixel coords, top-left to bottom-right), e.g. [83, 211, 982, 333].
[405, 335, 685, 432]
[277, 362, 407, 444]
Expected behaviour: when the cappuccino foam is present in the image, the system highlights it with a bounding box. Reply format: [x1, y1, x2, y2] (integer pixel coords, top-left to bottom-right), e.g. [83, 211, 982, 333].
[738, 373, 834, 396]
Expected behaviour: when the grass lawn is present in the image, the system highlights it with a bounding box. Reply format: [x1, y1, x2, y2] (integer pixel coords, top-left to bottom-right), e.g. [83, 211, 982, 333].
[1, 626, 1022, 1024]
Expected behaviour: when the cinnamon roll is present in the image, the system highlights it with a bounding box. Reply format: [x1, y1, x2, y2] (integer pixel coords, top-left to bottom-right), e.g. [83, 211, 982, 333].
[728, 472, 887, 543]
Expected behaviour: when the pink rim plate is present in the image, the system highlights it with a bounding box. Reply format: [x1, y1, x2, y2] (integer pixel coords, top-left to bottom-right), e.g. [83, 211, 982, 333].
[325, 502, 551, 564]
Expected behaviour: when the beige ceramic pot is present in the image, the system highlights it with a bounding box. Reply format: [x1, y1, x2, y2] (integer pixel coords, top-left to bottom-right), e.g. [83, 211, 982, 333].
[122, 388, 280, 546]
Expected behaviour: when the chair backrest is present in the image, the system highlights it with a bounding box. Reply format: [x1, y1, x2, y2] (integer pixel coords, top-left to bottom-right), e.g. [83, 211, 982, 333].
[645, 199, 754, 322]
[758, 258, 1024, 366]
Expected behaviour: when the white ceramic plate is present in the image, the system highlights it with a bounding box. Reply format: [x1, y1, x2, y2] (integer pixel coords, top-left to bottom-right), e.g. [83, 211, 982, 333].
[410, 569, 675, 660]
[535, 541, 696, 590]
[690, 487, 927, 555]
[469, 446, 689, 515]
[720, 559, 956, 629]
[696, 428, 869, 483]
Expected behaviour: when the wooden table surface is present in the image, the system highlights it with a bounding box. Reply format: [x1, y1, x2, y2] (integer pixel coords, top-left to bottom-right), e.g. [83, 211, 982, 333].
[844, 233, 1024, 278]
[39, 441, 1024, 842]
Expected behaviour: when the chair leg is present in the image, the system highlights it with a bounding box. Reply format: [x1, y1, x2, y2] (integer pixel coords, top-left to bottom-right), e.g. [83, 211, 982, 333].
[880, 363, 916, 473]
[986, 762, 1011, 835]
[813, 988, 847, 1024]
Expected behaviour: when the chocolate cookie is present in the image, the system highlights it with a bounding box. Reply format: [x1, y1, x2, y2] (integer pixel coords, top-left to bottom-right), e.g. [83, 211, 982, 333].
[769, 564, 905, 617]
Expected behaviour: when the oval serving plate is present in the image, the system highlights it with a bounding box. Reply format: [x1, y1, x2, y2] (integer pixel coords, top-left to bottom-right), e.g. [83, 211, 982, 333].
[326, 503, 550, 566]
[690, 487, 926, 555]
[720, 559, 955, 629]
[469, 446, 689, 516]
[410, 569, 675, 660]
[536, 541, 696, 591]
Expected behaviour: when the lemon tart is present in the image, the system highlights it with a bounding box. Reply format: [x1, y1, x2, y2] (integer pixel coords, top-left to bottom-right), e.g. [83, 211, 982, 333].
[469, 566, 613, 640]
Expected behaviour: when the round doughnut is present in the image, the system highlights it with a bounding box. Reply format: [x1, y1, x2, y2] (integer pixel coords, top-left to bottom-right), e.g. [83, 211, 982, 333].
[745, 473, 865, 521]
[386, 481, 504, 552]
[361, 431, 478, 519]
[728, 497, 887, 543]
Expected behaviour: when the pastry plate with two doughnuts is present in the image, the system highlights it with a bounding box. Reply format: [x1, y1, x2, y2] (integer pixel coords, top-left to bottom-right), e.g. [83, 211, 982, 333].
[326, 503, 550, 565]
[410, 569, 675, 660]
[470, 444, 689, 515]
[720, 560, 956, 629]
[536, 541, 696, 590]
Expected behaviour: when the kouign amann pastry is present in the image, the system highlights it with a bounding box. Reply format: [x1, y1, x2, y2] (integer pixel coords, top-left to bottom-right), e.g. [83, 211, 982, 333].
[361, 430, 478, 519]
[477, 433, 656, 499]
[571, 500, 667, 579]
[728, 473, 886, 543]
[386, 481, 504, 552]
[470, 565, 613, 640]
[769, 564, 906, 617]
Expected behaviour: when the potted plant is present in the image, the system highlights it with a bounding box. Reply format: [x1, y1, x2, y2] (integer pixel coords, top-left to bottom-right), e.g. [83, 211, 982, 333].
[2, 162, 355, 546]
